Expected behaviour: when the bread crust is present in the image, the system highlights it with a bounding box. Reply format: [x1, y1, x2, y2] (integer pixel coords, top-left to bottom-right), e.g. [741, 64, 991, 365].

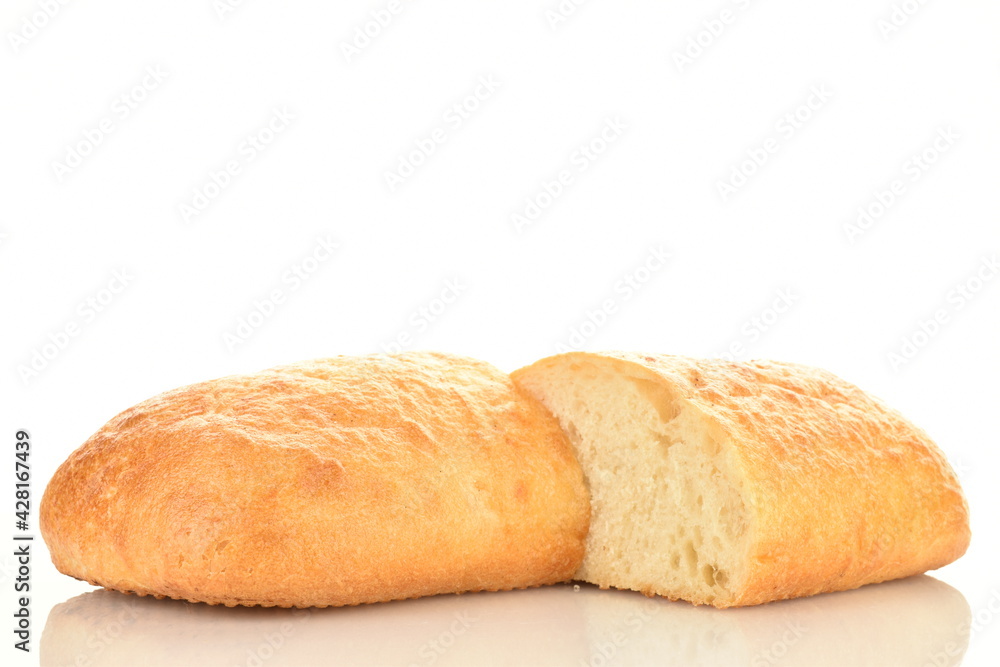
[513, 352, 971, 607]
[41, 352, 589, 607]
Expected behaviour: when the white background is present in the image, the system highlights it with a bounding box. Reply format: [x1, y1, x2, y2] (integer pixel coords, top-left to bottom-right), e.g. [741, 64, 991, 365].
[2, 1, 999, 665]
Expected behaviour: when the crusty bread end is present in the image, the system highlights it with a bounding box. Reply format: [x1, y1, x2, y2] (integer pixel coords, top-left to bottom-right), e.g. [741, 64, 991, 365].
[513, 352, 970, 607]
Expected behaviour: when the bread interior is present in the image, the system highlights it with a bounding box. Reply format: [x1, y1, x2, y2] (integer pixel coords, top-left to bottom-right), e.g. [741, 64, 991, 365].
[515, 358, 748, 605]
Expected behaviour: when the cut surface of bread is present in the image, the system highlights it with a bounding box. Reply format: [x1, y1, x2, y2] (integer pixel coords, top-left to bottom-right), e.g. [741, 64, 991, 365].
[512, 352, 970, 608]
[41, 352, 589, 607]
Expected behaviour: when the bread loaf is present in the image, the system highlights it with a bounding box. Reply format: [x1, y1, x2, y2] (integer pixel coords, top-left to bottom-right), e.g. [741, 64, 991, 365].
[512, 352, 970, 607]
[40, 352, 590, 607]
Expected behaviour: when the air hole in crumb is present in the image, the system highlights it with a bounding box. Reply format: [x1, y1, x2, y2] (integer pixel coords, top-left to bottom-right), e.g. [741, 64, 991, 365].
[707, 437, 722, 457]
[629, 378, 681, 422]
[683, 541, 698, 573]
[564, 421, 581, 444]
[653, 431, 677, 450]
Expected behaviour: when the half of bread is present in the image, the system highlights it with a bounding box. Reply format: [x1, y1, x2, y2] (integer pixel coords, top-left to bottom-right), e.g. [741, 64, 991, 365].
[41, 352, 589, 607]
[512, 352, 970, 607]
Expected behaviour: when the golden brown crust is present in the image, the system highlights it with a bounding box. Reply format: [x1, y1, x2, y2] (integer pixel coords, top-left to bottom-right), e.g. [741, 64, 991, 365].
[515, 352, 971, 607]
[40, 352, 590, 607]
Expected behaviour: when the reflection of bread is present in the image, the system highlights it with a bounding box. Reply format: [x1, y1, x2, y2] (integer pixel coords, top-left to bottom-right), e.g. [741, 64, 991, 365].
[40, 352, 589, 607]
[513, 352, 971, 607]
[575, 575, 970, 667]
[40, 576, 969, 667]
[40, 586, 591, 667]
